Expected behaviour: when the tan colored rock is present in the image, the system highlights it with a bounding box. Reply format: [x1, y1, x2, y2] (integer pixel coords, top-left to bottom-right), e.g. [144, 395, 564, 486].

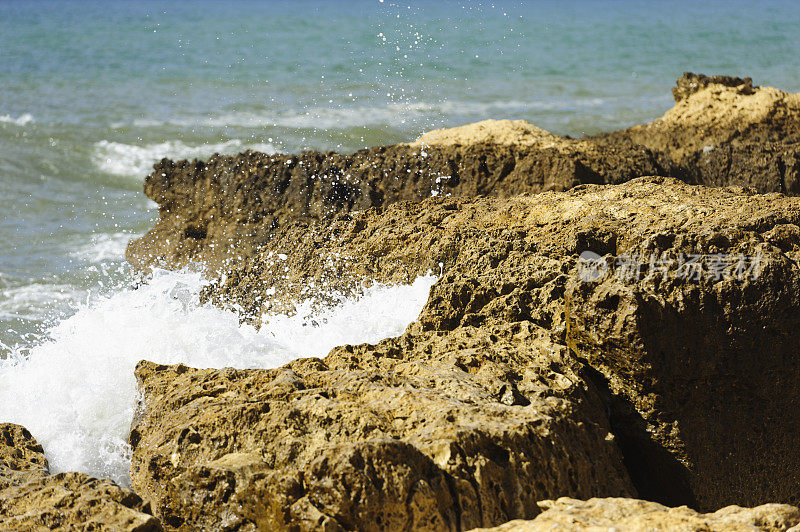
[125, 75, 800, 528]
[469, 497, 800, 531]
[128, 177, 800, 528]
[0, 423, 49, 490]
[653, 75, 800, 158]
[127, 138, 656, 272]
[409, 119, 565, 149]
[594, 73, 800, 193]
[127, 74, 800, 273]
[605, 72, 800, 157]
[202, 177, 800, 512]
[129, 326, 635, 531]
[0, 472, 163, 531]
[670, 73, 756, 103]
[0, 422, 161, 531]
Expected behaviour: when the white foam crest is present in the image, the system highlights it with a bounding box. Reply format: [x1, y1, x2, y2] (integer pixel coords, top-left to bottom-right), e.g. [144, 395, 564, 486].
[116, 103, 433, 130]
[0, 283, 85, 320]
[436, 98, 606, 114]
[0, 268, 435, 484]
[70, 232, 137, 264]
[0, 113, 34, 126]
[263, 274, 436, 356]
[92, 139, 278, 178]
[112, 98, 609, 131]
[264, 102, 435, 129]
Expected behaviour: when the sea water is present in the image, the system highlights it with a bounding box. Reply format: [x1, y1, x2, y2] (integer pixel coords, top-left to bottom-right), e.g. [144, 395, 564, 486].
[1, 0, 800, 484]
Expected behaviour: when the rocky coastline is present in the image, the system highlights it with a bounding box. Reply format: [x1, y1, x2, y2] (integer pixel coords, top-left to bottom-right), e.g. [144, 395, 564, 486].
[4, 74, 800, 530]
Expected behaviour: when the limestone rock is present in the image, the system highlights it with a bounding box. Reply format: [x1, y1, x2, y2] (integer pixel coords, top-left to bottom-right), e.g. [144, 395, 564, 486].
[128, 177, 800, 528]
[469, 497, 800, 531]
[202, 177, 800, 511]
[671, 73, 755, 102]
[0, 423, 49, 490]
[0, 422, 161, 531]
[595, 72, 800, 192]
[127, 140, 656, 272]
[127, 75, 800, 273]
[0, 472, 163, 531]
[409, 119, 568, 149]
[129, 329, 635, 530]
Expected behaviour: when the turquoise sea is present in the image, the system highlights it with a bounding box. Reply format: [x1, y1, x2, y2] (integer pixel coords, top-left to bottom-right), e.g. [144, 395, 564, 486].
[1, 0, 799, 483]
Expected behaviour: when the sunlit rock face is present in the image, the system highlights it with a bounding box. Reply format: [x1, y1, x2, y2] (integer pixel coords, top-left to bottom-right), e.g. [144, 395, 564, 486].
[129, 177, 800, 529]
[128, 75, 800, 275]
[468, 497, 800, 532]
[0, 423, 161, 531]
[593, 73, 800, 194]
[130, 350, 634, 531]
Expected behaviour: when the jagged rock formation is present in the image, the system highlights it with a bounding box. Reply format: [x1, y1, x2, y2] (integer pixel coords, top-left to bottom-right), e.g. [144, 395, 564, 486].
[5, 72, 800, 531]
[113, 74, 800, 529]
[469, 497, 800, 531]
[127, 140, 657, 272]
[0, 422, 48, 491]
[128, 178, 800, 530]
[0, 423, 162, 531]
[594, 73, 800, 193]
[127, 74, 800, 272]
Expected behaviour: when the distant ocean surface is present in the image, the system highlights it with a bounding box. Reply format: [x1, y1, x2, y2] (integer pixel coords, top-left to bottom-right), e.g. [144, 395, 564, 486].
[1, 0, 799, 483]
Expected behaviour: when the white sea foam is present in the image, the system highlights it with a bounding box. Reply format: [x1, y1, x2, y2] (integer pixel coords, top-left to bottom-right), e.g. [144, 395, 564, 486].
[0, 268, 436, 484]
[112, 98, 610, 132]
[114, 103, 433, 130]
[0, 113, 34, 126]
[0, 283, 85, 321]
[70, 232, 138, 264]
[92, 139, 279, 178]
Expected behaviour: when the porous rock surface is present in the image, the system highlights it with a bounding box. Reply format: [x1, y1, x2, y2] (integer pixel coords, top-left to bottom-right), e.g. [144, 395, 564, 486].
[208, 177, 800, 512]
[0, 422, 48, 490]
[121, 73, 800, 530]
[129, 333, 635, 531]
[130, 177, 800, 530]
[127, 73, 800, 272]
[468, 497, 800, 532]
[127, 138, 656, 271]
[0, 423, 162, 531]
[594, 72, 800, 193]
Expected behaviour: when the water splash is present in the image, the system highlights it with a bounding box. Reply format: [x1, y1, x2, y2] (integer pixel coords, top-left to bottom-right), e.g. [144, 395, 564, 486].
[92, 139, 279, 178]
[0, 268, 435, 485]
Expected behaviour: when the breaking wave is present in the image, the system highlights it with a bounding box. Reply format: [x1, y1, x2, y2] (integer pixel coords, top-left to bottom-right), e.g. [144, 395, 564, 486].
[0, 268, 436, 485]
[0, 113, 34, 126]
[92, 139, 279, 178]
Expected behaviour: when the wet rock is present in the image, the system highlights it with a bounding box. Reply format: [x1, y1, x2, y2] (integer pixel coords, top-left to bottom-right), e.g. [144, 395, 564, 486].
[0, 422, 162, 531]
[128, 177, 800, 528]
[469, 497, 800, 531]
[127, 138, 657, 272]
[125, 73, 800, 528]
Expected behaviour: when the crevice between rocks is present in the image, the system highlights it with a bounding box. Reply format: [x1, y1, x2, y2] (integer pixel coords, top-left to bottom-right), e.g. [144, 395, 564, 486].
[563, 290, 698, 509]
[574, 359, 698, 509]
